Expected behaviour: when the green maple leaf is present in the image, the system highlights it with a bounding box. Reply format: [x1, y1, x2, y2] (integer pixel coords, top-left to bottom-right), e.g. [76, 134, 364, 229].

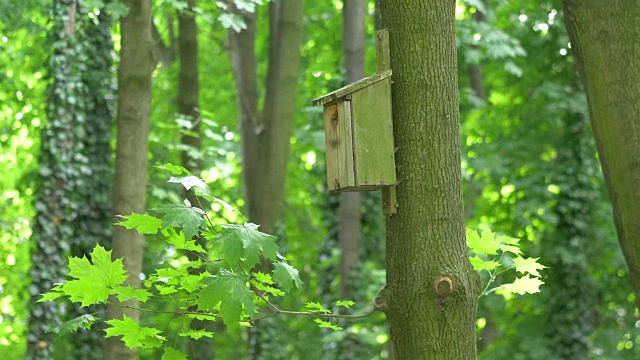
[251, 279, 285, 296]
[105, 315, 164, 349]
[218, 223, 277, 268]
[168, 175, 209, 192]
[336, 300, 355, 308]
[113, 285, 152, 303]
[47, 314, 97, 335]
[470, 256, 499, 272]
[502, 275, 545, 295]
[118, 213, 162, 235]
[154, 200, 205, 241]
[162, 347, 188, 360]
[39, 284, 64, 303]
[313, 318, 343, 331]
[466, 228, 502, 256]
[513, 256, 547, 277]
[59, 245, 127, 307]
[305, 302, 331, 314]
[197, 270, 255, 327]
[252, 272, 273, 284]
[156, 163, 190, 176]
[178, 328, 214, 340]
[164, 228, 206, 253]
[273, 260, 303, 291]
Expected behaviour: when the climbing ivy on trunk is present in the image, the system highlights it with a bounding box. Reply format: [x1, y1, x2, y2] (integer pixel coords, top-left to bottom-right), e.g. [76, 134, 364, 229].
[27, 1, 114, 359]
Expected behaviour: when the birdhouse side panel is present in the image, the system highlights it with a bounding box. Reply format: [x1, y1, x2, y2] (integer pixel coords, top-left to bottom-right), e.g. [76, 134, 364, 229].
[351, 78, 396, 188]
[323, 101, 355, 191]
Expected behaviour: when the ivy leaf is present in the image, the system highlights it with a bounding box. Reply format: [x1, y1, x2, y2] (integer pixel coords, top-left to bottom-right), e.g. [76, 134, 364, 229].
[218, 223, 277, 268]
[178, 329, 214, 340]
[118, 213, 162, 235]
[197, 270, 255, 327]
[466, 228, 501, 256]
[335, 300, 355, 308]
[154, 200, 205, 241]
[168, 175, 208, 192]
[501, 275, 545, 295]
[313, 318, 343, 331]
[305, 302, 331, 314]
[113, 285, 152, 303]
[47, 314, 97, 335]
[105, 315, 164, 349]
[273, 261, 303, 291]
[513, 256, 546, 277]
[162, 347, 188, 360]
[59, 245, 127, 307]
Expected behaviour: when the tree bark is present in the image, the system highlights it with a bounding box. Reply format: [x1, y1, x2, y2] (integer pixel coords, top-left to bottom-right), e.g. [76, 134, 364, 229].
[229, 1, 304, 358]
[377, 1, 480, 358]
[104, 1, 154, 359]
[338, 0, 365, 302]
[562, 0, 640, 308]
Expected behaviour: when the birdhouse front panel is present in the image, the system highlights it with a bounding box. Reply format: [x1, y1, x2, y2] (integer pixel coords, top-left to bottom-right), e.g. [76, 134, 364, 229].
[350, 76, 395, 190]
[323, 100, 355, 191]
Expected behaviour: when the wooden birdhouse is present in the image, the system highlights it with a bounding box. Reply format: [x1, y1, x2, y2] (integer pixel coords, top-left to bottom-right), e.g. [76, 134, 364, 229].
[312, 69, 396, 192]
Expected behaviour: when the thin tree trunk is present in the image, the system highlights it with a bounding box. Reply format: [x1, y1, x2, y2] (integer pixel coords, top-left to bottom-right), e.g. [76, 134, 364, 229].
[562, 0, 640, 308]
[229, 1, 304, 358]
[104, 0, 154, 359]
[377, 1, 480, 358]
[338, 0, 365, 303]
[175, 1, 217, 358]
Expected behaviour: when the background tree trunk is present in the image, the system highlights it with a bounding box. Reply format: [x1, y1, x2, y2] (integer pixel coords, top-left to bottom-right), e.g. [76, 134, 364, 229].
[338, 0, 365, 305]
[229, 1, 304, 358]
[104, 1, 154, 359]
[562, 0, 640, 308]
[377, 1, 480, 358]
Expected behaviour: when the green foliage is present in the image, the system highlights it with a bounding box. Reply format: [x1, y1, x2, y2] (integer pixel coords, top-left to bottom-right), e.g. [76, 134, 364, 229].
[41, 170, 360, 357]
[467, 228, 546, 297]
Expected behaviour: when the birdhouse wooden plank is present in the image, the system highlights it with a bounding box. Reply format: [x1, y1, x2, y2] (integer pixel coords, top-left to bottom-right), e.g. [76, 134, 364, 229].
[312, 69, 396, 192]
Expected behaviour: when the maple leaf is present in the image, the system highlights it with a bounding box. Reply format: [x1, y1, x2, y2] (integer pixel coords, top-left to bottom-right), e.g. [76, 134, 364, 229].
[162, 347, 188, 360]
[178, 329, 214, 340]
[305, 302, 331, 314]
[168, 175, 208, 192]
[59, 245, 127, 307]
[113, 285, 152, 303]
[154, 200, 205, 240]
[105, 315, 164, 349]
[513, 256, 547, 277]
[218, 223, 277, 268]
[273, 260, 303, 291]
[197, 270, 255, 327]
[501, 275, 545, 295]
[156, 163, 190, 176]
[47, 314, 97, 335]
[163, 228, 206, 253]
[314, 318, 343, 331]
[118, 213, 162, 235]
[467, 228, 501, 256]
[335, 300, 355, 308]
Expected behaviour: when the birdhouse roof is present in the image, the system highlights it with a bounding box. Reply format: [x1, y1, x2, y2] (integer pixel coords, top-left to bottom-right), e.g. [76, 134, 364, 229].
[312, 69, 392, 106]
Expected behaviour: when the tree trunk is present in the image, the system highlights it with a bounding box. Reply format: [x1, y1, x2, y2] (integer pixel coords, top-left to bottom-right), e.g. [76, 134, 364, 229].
[338, 0, 365, 303]
[562, 0, 640, 308]
[377, 1, 480, 358]
[175, 1, 217, 358]
[229, 1, 304, 358]
[104, 1, 154, 359]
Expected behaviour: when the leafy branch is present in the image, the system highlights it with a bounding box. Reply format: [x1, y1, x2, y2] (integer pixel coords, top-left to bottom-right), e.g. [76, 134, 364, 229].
[467, 228, 547, 298]
[40, 164, 375, 357]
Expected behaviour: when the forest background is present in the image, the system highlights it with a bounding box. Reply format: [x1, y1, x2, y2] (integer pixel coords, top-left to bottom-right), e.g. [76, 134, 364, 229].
[0, 0, 638, 359]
